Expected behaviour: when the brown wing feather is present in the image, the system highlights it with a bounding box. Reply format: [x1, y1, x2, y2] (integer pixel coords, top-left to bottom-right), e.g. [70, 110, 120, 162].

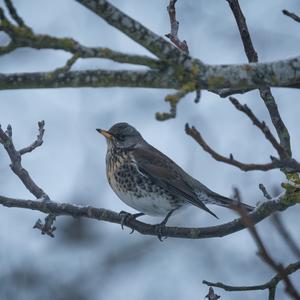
[133, 145, 218, 218]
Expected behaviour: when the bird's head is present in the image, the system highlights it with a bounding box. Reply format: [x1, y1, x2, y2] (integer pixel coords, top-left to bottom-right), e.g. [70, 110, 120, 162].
[97, 122, 143, 149]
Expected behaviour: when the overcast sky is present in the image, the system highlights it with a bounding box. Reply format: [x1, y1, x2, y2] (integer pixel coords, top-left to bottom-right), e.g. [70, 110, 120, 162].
[0, 1, 299, 299]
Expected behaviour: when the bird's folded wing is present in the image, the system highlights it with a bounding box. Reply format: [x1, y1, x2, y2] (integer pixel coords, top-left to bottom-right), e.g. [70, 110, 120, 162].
[132, 146, 218, 218]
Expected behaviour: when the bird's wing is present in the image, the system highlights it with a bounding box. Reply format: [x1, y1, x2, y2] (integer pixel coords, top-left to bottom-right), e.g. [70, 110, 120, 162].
[132, 145, 218, 218]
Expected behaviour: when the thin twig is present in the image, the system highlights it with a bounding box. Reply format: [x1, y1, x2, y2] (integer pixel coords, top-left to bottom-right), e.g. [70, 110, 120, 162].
[226, 0, 291, 156]
[282, 9, 300, 23]
[271, 213, 300, 259]
[236, 206, 300, 300]
[259, 183, 272, 200]
[165, 0, 189, 53]
[19, 121, 45, 155]
[228, 96, 288, 159]
[205, 287, 220, 300]
[156, 88, 190, 121]
[203, 261, 300, 300]
[4, 0, 26, 27]
[185, 123, 300, 172]
[0, 123, 48, 198]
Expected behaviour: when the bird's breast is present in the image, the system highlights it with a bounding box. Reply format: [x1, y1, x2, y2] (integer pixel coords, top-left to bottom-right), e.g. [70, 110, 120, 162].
[105, 149, 186, 216]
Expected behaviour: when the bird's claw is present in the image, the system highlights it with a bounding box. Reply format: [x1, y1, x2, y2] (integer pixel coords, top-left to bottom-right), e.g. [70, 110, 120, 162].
[119, 211, 144, 233]
[155, 223, 168, 242]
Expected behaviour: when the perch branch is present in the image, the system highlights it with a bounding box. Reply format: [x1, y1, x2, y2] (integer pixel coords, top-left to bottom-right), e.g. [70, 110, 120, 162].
[0, 188, 299, 239]
[0, 122, 300, 239]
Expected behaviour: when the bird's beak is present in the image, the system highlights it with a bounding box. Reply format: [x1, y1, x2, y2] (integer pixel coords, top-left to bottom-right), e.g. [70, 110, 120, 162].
[96, 129, 113, 140]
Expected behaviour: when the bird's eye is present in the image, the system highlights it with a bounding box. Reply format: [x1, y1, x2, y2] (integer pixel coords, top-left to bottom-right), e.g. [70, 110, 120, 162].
[115, 134, 125, 141]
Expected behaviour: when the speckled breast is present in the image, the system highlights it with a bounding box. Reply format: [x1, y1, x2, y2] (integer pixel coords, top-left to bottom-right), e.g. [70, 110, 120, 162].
[105, 148, 187, 216]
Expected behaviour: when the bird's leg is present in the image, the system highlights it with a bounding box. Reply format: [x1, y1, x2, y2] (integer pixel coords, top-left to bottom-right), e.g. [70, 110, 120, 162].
[119, 211, 144, 233]
[155, 208, 178, 241]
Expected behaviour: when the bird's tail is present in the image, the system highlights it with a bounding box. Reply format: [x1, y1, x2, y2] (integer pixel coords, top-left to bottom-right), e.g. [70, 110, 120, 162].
[214, 194, 254, 212]
[205, 190, 254, 212]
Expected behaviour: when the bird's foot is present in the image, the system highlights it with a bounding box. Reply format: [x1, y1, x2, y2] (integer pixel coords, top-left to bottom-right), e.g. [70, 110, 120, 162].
[155, 220, 168, 242]
[154, 208, 179, 241]
[119, 211, 144, 233]
[154, 221, 168, 242]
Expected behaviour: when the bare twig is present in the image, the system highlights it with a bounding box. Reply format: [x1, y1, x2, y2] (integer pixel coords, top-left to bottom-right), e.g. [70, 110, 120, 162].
[75, 0, 182, 64]
[19, 121, 45, 155]
[185, 123, 300, 172]
[272, 213, 300, 259]
[52, 54, 80, 76]
[226, 0, 291, 156]
[236, 206, 300, 300]
[203, 261, 300, 300]
[0, 123, 48, 198]
[165, 0, 189, 53]
[259, 183, 272, 200]
[156, 88, 191, 121]
[228, 96, 288, 159]
[4, 0, 26, 27]
[205, 287, 220, 300]
[283, 9, 300, 23]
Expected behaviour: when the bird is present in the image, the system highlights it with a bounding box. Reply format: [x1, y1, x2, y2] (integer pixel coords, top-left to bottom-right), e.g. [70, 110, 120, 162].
[97, 122, 254, 240]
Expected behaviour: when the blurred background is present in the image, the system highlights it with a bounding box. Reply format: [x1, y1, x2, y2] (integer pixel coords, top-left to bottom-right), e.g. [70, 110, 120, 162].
[0, 0, 300, 299]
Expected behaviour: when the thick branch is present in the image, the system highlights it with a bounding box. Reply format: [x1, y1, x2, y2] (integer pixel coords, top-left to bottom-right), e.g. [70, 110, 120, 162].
[0, 191, 299, 239]
[75, 0, 184, 64]
[0, 69, 180, 90]
[2, 55, 300, 91]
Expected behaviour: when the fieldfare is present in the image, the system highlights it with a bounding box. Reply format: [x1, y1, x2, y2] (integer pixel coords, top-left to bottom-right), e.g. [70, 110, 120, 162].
[97, 122, 253, 240]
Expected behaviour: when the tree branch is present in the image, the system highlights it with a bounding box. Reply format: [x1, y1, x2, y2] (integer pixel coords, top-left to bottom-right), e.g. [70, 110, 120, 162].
[0, 6, 161, 68]
[165, 0, 189, 53]
[2, 55, 300, 91]
[185, 123, 300, 172]
[228, 97, 288, 159]
[282, 9, 300, 23]
[0, 69, 180, 90]
[203, 261, 300, 300]
[236, 206, 300, 300]
[0, 189, 299, 239]
[226, 0, 291, 156]
[75, 0, 183, 64]
[0, 123, 48, 199]
[19, 120, 45, 155]
[3, 0, 26, 27]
